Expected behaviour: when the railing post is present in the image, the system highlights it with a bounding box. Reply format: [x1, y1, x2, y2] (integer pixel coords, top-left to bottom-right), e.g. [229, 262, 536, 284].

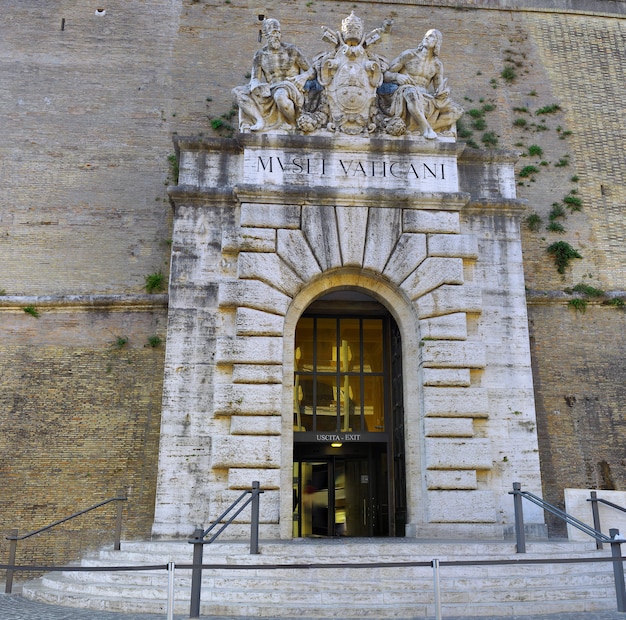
[189, 528, 204, 618]
[114, 492, 124, 551]
[5, 529, 17, 594]
[590, 491, 603, 550]
[610, 528, 626, 613]
[512, 482, 526, 554]
[167, 561, 175, 620]
[432, 558, 442, 620]
[250, 481, 260, 555]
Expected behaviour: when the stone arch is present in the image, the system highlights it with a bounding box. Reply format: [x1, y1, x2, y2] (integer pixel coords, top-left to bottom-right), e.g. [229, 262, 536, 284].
[278, 269, 424, 538]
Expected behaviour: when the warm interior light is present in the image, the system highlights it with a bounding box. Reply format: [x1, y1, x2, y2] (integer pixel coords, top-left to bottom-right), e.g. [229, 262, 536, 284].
[331, 442, 342, 448]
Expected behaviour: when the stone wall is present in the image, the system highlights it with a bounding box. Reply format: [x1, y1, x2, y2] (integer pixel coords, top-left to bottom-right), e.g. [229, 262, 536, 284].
[1, 0, 625, 564]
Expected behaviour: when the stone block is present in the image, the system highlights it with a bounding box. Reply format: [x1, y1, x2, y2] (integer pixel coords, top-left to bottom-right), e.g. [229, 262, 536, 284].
[218, 280, 290, 315]
[213, 384, 282, 416]
[230, 415, 282, 435]
[415, 285, 482, 319]
[428, 491, 496, 523]
[222, 227, 276, 253]
[232, 364, 283, 384]
[403, 210, 460, 234]
[382, 233, 427, 284]
[211, 436, 281, 469]
[363, 207, 402, 273]
[238, 252, 303, 297]
[216, 336, 283, 365]
[209, 489, 279, 523]
[228, 468, 281, 490]
[235, 308, 284, 337]
[240, 203, 301, 229]
[426, 438, 492, 470]
[564, 489, 626, 542]
[423, 368, 471, 387]
[422, 341, 486, 369]
[428, 233, 479, 258]
[424, 417, 474, 437]
[423, 387, 489, 417]
[420, 313, 468, 340]
[302, 205, 342, 271]
[402, 257, 464, 300]
[427, 470, 477, 490]
[277, 229, 323, 282]
[336, 206, 368, 266]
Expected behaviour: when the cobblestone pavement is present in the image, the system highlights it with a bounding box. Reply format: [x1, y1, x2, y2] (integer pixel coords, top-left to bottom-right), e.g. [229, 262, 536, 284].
[1, 595, 626, 620]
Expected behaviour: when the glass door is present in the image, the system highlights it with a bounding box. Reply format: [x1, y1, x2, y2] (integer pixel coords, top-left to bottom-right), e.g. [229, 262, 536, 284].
[292, 446, 388, 537]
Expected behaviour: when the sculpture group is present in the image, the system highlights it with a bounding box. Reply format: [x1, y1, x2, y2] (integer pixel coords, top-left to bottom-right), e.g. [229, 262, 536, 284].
[233, 14, 463, 138]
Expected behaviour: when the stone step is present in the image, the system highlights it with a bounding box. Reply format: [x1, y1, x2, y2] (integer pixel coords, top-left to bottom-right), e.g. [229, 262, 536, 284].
[20, 538, 622, 617]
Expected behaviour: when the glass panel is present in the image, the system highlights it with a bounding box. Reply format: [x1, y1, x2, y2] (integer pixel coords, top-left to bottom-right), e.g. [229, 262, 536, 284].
[294, 317, 314, 372]
[338, 318, 360, 372]
[294, 376, 313, 431]
[338, 375, 361, 432]
[362, 319, 384, 373]
[292, 464, 300, 537]
[301, 462, 329, 536]
[363, 375, 385, 432]
[316, 318, 337, 372]
[315, 376, 338, 431]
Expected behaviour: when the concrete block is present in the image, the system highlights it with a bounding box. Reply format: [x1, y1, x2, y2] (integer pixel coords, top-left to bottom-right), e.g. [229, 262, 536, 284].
[422, 341, 486, 368]
[423, 387, 489, 417]
[302, 205, 342, 271]
[363, 207, 402, 273]
[428, 233, 478, 258]
[415, 285, 482, 319]
[216, 336, 283, 365]
[228, 468, 281, 489]
[402, 257, 464, 300]
[423, 368, 471, 387]
[424, 417, 474, 437]
[222, 227, 276, 253]
[428, 491, 497, 523]
[238, 252, 303, 297]
[240, 203, 301, 229]
[211, 436, 281, 469]
[230, 415, 282, 435]
[336, 206, 368, 266]
[218, 280, 290, 315]
[383, 233, 427, 284]
[420, 313, 468, 340]
[232, 364, 283, 384]
[213, 384, 282, 416]
[426, 438, 492, 470]
[404, 210, 460, 234]
[235, 308, 284, 336]
[564, 489, 626, 542]
[277, 229, 323, 282]
[427, 470, 477, 490]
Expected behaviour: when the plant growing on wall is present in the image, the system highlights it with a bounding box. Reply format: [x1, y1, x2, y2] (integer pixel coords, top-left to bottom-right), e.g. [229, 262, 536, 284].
[23, 305, 40, 318]
[144, 271, 165, 293]
[546, 241, 582, 274]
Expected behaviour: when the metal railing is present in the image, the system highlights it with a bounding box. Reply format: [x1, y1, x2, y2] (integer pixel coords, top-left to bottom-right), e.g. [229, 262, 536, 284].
[4, 493, 126, 593]
[589, 491, 626, 550]
[510, 481, 626, 612]
[187, 480, 263, 618]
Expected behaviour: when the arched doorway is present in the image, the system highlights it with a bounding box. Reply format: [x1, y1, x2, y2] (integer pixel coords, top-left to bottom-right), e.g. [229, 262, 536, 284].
[292, 291, 406, 537]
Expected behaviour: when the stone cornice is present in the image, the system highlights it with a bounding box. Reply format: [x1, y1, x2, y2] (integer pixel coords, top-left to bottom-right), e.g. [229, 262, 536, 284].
[360, 0, 626, 19]
[234, 185, 471, 209]
[526, 290, 626, 305]
[0, 294, 168, 312]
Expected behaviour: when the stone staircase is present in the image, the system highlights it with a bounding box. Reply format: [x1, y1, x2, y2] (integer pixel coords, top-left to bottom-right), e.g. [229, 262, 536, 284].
[21, 538, 621, 617]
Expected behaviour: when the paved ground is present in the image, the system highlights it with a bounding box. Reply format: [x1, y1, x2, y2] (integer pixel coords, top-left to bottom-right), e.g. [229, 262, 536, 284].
[1, 595, 626, 620]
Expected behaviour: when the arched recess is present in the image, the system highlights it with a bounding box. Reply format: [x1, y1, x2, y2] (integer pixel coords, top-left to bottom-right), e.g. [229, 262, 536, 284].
[279, 269, 424, 538]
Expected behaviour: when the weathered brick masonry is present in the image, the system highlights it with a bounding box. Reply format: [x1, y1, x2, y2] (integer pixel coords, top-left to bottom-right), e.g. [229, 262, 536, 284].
[1, 0, 625, 567]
